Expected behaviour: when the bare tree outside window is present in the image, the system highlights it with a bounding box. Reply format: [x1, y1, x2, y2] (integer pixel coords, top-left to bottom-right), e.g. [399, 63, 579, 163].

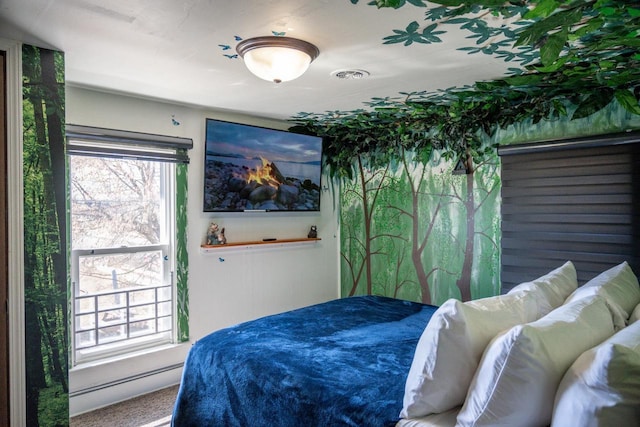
[69, 155, 173, 363]
[71, 157, 161, 248]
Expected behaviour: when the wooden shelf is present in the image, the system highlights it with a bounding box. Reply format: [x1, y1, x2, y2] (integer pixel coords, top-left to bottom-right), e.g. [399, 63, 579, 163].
[200, 237, 321, 251]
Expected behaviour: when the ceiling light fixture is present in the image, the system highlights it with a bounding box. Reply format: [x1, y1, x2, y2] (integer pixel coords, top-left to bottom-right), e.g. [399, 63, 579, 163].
[236, 36, 320, 84]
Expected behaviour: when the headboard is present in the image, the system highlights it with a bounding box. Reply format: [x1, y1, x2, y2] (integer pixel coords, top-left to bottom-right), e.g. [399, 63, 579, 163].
[499, 130, 640, 293]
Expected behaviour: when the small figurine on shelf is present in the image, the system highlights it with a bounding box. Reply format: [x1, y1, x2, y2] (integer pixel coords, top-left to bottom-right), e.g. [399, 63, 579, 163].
[307, 225, 318, 238]
[206, 223, 227, 245]
[217, 227, 227, 245]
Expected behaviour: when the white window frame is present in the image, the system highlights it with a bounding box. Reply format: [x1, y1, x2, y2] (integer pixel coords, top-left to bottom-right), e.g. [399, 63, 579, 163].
[66, 125, 190, 366]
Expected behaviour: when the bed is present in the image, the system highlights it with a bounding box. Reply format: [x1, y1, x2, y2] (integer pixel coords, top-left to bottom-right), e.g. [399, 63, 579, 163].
[172, 295, 438, 426]
[172, 135, 640, 427]
[172, 262, 640, 427]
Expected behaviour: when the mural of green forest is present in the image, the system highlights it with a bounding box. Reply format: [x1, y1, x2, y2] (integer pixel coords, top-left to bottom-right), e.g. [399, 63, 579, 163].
[336, 100, 640, 305]
[23, 45, 69, 427]
[340, 149, 500, 305]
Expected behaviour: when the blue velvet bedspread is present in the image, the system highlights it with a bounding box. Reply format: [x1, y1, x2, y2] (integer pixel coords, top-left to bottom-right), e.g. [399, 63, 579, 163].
[172, 295, 437, 427]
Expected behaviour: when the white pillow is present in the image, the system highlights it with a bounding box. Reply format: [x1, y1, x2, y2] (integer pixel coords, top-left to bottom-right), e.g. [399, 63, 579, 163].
[396, 407, 459, 427]
[401, 291, 541, 418]
[564, 261, 640, 329]
[630, 303, 640, 324]
[456, 295, 615, 427]
[552, 320, 640, 427]
[508, 260, 578, 315]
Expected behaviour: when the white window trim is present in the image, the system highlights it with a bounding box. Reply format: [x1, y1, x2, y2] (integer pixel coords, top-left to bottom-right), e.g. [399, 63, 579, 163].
[68, 147, 179, 366]
[3, 38, 26, 427]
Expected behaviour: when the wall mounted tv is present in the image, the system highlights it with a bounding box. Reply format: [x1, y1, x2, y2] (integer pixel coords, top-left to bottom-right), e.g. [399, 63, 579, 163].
[203, 118, 323, 212]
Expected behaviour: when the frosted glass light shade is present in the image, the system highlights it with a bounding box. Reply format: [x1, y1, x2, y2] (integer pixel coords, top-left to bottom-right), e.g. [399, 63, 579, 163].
[236, 36, 319, 83]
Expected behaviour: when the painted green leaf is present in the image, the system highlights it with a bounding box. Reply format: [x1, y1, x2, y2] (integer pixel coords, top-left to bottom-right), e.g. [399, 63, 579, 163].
[598, 6, 616, 16]
[406, 20, 419, 33]
[571, 17, 603, 38]
[572, 89, 614, 119]
[426, 6, 450, 20]
[428, 0, 465, 6]
[534, 54, 569, 72]
[502, 73, 546, 86]
[515, 7, 583, 47]
[482, 44, 499, 54]
[422, 23, 446, 43]
[599, 60, 614, 70]
[387, 0, 404, 8]
[615, 89, 640, 115]
[383, 21, 444, 45]
[459, 46, 482, 54]
[446, 17, 471, 25]
[371, 0, 404, 8]
[430, 0, 505, 5]
[540, 27, 568, 66]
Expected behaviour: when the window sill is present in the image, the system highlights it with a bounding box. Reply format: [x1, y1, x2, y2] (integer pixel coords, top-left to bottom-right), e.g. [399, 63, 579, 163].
[70, 342, 189, 375]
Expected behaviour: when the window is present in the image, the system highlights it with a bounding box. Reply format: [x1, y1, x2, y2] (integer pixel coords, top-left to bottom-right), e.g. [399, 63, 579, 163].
[67, 125, 192, 365]
[499, 131, 640, 292]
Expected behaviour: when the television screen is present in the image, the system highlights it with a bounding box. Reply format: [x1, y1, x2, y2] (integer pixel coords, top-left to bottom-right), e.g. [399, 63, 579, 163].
[203, 118, 323, 212]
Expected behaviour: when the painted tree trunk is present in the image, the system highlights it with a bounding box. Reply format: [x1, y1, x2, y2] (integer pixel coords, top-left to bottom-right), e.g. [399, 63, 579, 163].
[457, 158, 475, 302]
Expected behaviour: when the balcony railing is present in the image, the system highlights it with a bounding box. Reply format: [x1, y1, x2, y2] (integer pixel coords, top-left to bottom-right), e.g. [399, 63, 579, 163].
[74, 283, 172, 350]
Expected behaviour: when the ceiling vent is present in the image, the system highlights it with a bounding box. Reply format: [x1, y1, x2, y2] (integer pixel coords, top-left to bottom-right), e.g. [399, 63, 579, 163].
[332, 69, 370, 80]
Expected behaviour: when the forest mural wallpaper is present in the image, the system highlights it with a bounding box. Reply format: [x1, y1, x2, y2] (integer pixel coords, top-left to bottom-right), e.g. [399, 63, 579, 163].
[339, 149, 500, 305]
[22, 44, 69, 426]
[333, 100, 640, 306]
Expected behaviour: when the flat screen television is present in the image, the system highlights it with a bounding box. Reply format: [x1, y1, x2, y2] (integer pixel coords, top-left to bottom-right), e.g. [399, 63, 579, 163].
[203, 118, 323, 212]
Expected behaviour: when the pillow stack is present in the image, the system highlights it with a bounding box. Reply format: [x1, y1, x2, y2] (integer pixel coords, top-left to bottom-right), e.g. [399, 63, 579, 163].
[400, 261, 640, 427]
[455, 261, 640, 426]
[456, 294, 615, 427]
[401, 261, 577, 418]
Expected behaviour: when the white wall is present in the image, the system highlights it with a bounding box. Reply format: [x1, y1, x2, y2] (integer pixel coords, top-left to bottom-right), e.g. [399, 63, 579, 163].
[65, 85, 340, 415]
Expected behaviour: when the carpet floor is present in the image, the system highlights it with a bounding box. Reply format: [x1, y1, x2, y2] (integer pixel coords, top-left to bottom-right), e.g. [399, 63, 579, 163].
[70, 384, 179, 427]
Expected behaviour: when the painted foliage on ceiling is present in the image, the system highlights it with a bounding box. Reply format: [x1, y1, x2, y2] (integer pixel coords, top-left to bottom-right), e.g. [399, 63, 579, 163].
[292, 1, 640, 303]
[294, 1, 640, 177]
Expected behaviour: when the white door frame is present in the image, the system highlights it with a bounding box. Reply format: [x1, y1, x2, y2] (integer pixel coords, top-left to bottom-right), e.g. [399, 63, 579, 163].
[0, 37, 25, 427]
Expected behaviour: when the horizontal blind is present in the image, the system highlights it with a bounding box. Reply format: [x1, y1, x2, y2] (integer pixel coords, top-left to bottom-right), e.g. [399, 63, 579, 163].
[66, 124, 193, 163]
[499, 131, 640, 293]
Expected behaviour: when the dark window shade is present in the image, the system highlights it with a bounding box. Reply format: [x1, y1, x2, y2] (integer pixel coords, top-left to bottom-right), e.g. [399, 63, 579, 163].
[499, 132, 640, 293]
[66, 124, 193, 163]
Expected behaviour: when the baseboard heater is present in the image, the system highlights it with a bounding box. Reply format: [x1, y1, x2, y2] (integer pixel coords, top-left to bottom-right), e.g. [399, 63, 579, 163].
[69, 363, 183, 398]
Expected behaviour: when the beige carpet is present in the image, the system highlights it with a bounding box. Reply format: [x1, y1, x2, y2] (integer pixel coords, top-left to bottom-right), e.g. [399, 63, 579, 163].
[70, 384, 179, 427]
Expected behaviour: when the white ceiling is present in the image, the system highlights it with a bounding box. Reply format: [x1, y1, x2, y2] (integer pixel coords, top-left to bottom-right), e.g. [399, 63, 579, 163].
[0, 0, 522, 120]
